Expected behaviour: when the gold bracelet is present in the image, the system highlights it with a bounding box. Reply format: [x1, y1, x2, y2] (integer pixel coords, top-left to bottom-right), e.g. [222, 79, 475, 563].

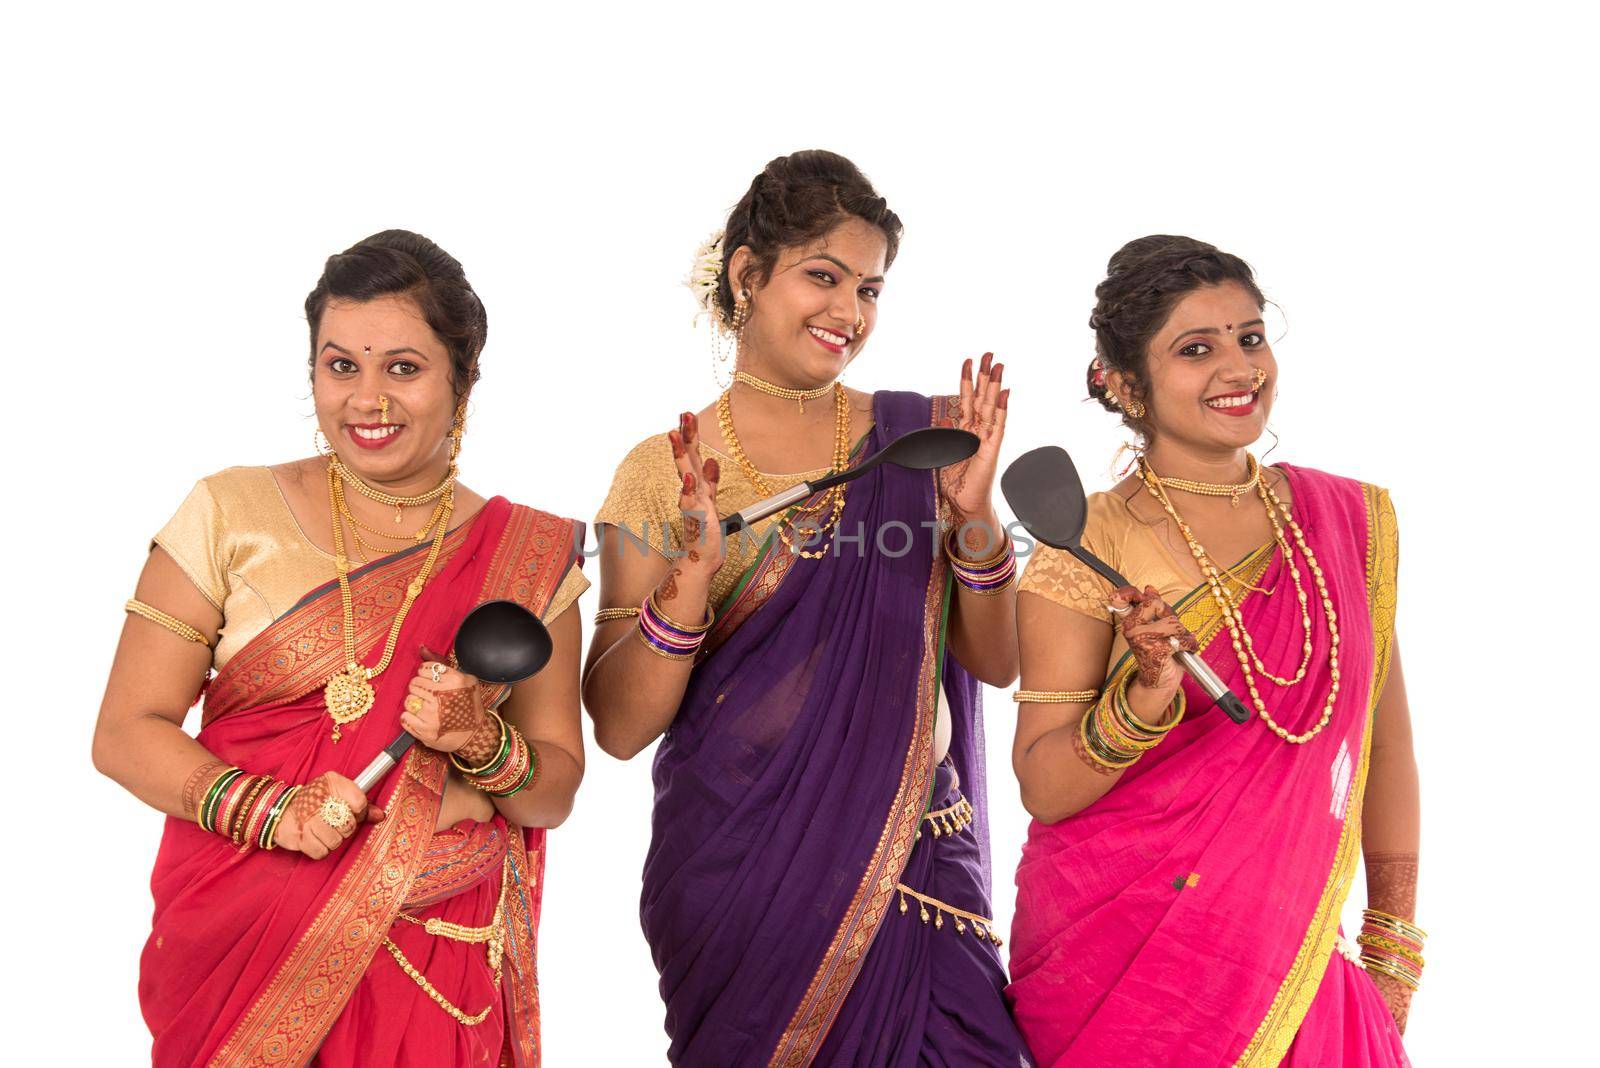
[943, 527, 1012, 569]
[449, 711, 509, 775]
[594, 606, 642, 623]
[648, 591, 712, 633]
[125, 599, 211, 647]
[1013, 689, 1099, 704]
[1362, 908, 1428, 942]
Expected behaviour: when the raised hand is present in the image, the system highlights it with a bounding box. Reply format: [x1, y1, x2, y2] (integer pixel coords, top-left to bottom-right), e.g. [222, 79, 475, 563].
[271, 770, 383, 859]
[939, 353, 1010, 539]
[664, 412, 725, 603]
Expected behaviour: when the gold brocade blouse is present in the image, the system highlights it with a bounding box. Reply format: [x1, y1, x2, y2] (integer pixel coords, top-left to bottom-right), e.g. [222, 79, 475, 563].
[594, 433, 833, 609]
[1017, 489, 1238, 673]
[153, 466, 588, 671]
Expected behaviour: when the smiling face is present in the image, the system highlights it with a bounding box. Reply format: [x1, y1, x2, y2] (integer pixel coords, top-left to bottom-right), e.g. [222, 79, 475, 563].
[1114, 281, 1276, 455]
[732, 217, 888, 387]
[312, 294, 460, 484]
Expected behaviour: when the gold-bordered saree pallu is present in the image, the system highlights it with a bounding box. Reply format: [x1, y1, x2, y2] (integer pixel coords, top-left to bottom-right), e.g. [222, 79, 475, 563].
[1008, 466, 1409, 1067]
[640, 390, 1030, 1067]
[139, 498, 581, 1068]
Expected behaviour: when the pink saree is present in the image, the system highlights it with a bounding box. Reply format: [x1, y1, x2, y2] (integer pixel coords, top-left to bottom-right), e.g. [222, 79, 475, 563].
[138, 498, 581, 1067]
[1007, 466, 1407, 1066]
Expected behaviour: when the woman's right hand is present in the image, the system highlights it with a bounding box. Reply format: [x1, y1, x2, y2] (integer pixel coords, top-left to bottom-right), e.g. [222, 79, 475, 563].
[666, 412, 725, 586]
[271, 771, 384, 859]
[1109, 584, 1197, 710]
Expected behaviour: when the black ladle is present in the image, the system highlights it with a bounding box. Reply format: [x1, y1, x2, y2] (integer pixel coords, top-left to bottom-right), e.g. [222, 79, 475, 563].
[720, 427, 980, 536]
[354, 600, 554, 793]
[1001, 446, 1252, 724]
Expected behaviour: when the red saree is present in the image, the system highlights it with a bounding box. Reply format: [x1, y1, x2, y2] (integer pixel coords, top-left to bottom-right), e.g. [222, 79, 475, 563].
[139, 498, 581, 1068]
[1007, 467, 1407, 1066]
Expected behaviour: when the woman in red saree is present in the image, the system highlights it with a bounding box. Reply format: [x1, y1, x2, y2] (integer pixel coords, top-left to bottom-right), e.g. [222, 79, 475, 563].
[92, 230, 587, 1067]
[1007, 236, 1422, 1065]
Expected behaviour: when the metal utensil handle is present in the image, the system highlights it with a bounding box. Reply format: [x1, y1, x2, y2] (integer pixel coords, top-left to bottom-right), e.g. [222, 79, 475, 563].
[720, 482, 814, 535]
[1173, 650, 1253, 724]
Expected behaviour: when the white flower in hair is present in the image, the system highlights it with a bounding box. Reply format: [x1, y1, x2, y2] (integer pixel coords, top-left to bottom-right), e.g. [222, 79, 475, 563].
[686, 230, 726, 326]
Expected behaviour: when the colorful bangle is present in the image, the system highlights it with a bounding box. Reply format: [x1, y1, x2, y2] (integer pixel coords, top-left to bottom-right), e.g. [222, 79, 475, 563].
[1078, 673, 1184, 770]
[1358, 908, 1426, 989]
[228, 775, 271, 845]
[460, 720, 539, 798]
[198, 767, 244, 833]
[243, 780, 286, 849]
[636, 591, 712, 660]
[451, 711, 511, 777]
[945, 530, 1017, 595]
[261, 786, 299, 850]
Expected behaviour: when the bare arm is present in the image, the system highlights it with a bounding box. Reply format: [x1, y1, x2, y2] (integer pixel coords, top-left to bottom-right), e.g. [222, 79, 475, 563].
[1013, 585, 1192, 823]
[487, 603, 586, 828]
[1361, 640, 1421, 1031]
[92, 546, 225, 819]
[582, 414, 724, 760]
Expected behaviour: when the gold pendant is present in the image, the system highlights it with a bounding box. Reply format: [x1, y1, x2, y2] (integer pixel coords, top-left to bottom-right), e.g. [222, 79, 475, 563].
[324, 664, 376, 743]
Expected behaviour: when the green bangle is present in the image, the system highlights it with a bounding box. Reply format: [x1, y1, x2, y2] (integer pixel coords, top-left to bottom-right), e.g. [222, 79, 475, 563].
[487, 745, 539, 798]
[199, 767, 243, 833]
[450, 712, 510, 776]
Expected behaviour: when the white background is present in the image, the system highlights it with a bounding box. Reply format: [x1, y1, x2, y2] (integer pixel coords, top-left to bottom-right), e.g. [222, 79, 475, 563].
[5, 3, 1592, 1064]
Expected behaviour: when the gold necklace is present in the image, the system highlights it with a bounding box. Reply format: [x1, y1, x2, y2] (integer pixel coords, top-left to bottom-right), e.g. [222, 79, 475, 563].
[1138, 457, 1341, 745]
[1147, 453, 1261, 507]
[732, 370, 835, 414]
[330, 453, 456, 524]
[322, 460, 455, 742]
[332, 477, 450, 566]
[716, 383, 850, 559]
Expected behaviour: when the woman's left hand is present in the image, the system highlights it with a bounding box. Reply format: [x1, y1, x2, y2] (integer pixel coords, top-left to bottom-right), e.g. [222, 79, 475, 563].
[1369, 972, 1414, 1035]
[939, 352, 1009, 529]
[402, 644, 497, 758]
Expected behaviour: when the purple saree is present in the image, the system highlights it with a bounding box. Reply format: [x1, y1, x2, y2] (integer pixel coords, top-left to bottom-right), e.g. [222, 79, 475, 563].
[640, 391, 1031, 1067]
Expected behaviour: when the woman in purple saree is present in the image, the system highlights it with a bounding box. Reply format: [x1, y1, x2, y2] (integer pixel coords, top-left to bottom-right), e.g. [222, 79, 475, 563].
[584, 151, 1033, 1066]
[1007, 237, 1422, 1065]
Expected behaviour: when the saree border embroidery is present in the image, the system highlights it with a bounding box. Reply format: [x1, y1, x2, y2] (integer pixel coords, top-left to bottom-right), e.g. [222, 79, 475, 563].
[203, 527, 475, 724]
[211, 747, 449, 1067]
[211, 505, 575, 1067]
[767, 393, 953, 1067]
[1232, 483, 1399, 1066]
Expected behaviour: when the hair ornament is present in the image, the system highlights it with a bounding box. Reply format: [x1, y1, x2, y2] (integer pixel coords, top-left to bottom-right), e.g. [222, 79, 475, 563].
[686, 230, 727, 326]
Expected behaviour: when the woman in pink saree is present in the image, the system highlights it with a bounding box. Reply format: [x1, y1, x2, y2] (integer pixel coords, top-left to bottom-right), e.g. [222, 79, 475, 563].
[1007, 236, 1422, 1065]
[92, 231, 588, 1066]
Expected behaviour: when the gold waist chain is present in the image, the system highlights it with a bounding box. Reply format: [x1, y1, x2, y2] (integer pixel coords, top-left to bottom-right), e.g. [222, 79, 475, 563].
[382, 861, 510, 1026]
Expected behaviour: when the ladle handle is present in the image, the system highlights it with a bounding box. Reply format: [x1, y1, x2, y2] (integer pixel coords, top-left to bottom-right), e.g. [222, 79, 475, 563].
[354, 732, 417, 794]
[1173, 650, 1252, 724]
[721, 482, 814, 536]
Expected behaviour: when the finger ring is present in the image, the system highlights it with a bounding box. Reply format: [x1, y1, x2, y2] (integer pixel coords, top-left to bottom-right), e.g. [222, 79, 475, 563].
[404, 694, 424, 714]
[429, 663, 445, 684]
[320, 796, 356, 833]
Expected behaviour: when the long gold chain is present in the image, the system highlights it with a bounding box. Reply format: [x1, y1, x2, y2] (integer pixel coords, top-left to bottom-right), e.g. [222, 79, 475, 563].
[732, 370, 834, 413]
[322, 459, 454, 742]
[1148, 453, 1262, 507]
[1139, 457, 1342, 745]
[716, 383, 850, 559]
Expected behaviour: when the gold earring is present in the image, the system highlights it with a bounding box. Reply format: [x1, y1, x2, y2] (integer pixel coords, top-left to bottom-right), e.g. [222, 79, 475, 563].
[1125, 398, 1146, 419]
[448, 400, 467, 462]
[731, 291, 751, 333]
[314, 428, 334, 457]
[378, 395, 390, 425]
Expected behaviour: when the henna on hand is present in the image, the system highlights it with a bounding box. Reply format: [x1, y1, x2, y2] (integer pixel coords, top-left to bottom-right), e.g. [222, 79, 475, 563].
[1365, 851, 1420, 920]
[290, 777, 332, 829]
[181, 759, 229, 820]
[1368, 971, 1414, 1034]
[1115, 585, 1198, 689]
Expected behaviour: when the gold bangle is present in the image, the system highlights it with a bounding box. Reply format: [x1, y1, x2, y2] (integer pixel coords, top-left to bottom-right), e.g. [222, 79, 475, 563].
[594, 606, 642, 623]
[449, 711, 509, 775]
[943, 527, 1012, 569]
[1359, 955, 1422, 990]
[1013, 689, 1099, 704]
[648, 591, 712, 633]
[125, 599, 211, 647]
[1362, 908, 1427, 941]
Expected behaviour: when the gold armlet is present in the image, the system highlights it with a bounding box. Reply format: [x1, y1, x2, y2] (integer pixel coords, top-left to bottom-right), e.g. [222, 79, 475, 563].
[1012, 689, 1099, 704]
[125, 599, 211, 647]
[594, 606, 642, 623]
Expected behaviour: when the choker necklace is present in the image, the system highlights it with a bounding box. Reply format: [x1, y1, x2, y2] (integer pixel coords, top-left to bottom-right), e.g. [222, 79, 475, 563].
[1144, 453, 1261, 507]
[732, 370, 835, 414]
[329, 453, 456, 524]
